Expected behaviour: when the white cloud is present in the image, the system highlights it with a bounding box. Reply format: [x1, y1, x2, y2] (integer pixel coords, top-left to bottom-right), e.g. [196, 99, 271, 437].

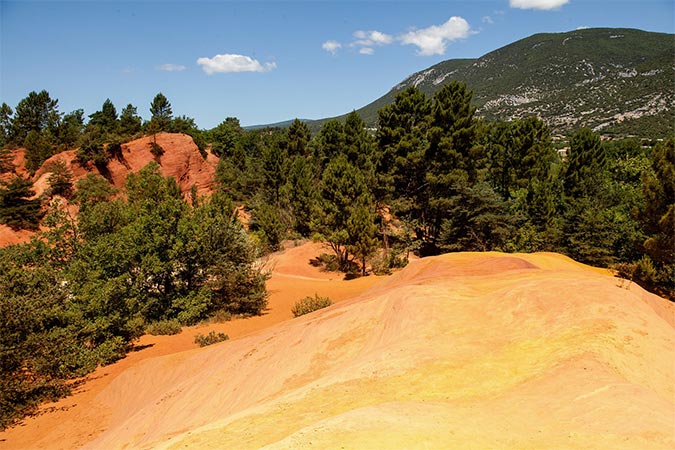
[157, 64, 186, 72]
[509, 0, 569, 10]
[359, 47, 375, 55]
[482, 16, 494, 24]
[399, 16, 471, 56]
[196, 54, 276, 74]
[322, 40, 342, 55]
[353, 30, 394, 47]
[576, 25, 590, 30]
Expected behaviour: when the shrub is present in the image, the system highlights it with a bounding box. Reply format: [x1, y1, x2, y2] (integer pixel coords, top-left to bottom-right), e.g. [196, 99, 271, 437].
[146, 319, 182, 336]
[292, 293, 332, 317]
[194, 331, 229, 347]
[149, 141, 165, 158]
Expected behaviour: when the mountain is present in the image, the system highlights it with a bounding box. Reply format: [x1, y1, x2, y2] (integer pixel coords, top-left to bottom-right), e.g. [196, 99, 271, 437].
[303, 28, 675, 137]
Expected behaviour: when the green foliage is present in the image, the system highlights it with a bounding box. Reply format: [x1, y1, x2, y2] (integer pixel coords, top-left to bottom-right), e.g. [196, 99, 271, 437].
[194, 331, 229, 347]
[0, 102, 13, 148]
[208, 117, 243, 157]
[638, 138, 675, 298]
[284, 156, 317, 236]
[74, 173, 116, 208]
[75, 125, 111, 169]
[88, 99, 119, 135]
[11, 90, 61, 145]
[325, 28, 674, 139]
[0, 147, 13, 174]
[149, 141, 165, 158]
[149, 92, 173, 132]
[564, 128, 607, 198]
[286, 119, 311, 157]
[291, 294, 332, 317]
[119, 104, 142, 137]
[252, 201, 286, 251]
[23, 129, 54, 173]
[56, 109, 85, 150]
[0, 175, 42, 230]
[146, 319, 182, 336]
[313, 155, 376, 270]
[0, 164, 270, 427]
[45, 159, 74, 198]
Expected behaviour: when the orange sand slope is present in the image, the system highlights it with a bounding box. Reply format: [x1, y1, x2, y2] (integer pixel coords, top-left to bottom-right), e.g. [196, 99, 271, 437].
[79, 251, 674, 450]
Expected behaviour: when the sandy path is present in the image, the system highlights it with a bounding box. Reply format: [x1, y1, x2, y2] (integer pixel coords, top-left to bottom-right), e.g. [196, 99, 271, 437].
[0, 241, 381, 450]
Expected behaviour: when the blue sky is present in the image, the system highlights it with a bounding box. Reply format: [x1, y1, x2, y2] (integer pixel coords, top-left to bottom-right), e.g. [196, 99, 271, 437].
[1, 0, 673, 128]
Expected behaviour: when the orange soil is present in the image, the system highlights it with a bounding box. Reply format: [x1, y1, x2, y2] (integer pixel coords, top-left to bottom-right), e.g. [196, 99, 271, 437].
[0, 133, 216, 248]
[0, 245, 673, 450]
[32, 132, 216, 198]
[0, 242, 382, 449]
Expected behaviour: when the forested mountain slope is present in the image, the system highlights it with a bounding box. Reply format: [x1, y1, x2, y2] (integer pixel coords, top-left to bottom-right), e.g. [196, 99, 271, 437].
[309, 28, 674, 137]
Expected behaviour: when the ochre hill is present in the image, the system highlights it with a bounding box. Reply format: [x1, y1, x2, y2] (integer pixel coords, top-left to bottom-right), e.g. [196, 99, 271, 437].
[32, 132, 217, 198]
[0, 133, 217, 247]
[2, 244, 671, 449]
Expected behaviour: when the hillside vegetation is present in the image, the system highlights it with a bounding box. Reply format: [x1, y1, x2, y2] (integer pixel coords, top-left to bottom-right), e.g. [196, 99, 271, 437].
[1, 36, 673, 427]
[310, 28, 675, 137]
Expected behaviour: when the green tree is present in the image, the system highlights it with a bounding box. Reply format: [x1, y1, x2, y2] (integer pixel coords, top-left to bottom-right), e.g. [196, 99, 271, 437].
[343, 111, 374, 176]
[0, 147, 13, 174]
[0, 102, 13, 148]
[209, 117, 243, 157]
[422, 82, 483, 254]
[11, 90, 61, 145]
[252, 201, 286, 251]
[23, 129, 54, 173]
[639, 138, 675, 296]
[261, 140, 288, 206]
[149, 92, 173, 132]
[46, 159, 74, 198]
[286, 119, 311, 157]
[0, 175, 42, 230]
[88, 99, 119, 135]
[313, 155, 375, 270]
[284, 156, 316, 236]
[564, 128, 606, 199]
[375, 86, 431, 204]
[74, 173, 117, 210]
[56, 109, 85, 150]
[119, 104, 142, 137]
[313, 119, 345, 171]
[346, 200, 379, 276]
[439, 182, 513, 252]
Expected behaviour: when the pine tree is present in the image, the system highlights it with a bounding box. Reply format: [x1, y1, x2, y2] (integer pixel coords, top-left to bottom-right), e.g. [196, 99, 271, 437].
[0, 103, 13, 148]
[285, 156, 316, 236]
[286, 119, 311, 158]
[0, 175, 42, 230]
[88, 99, 119, 135]
[11, 90, 61, 145]
[149, 92, 173, 132]
[119, 104, 142, 137]
[641, 138, 675, 270]
[564, 128, 606, 199]
[313, 155, 375, 270]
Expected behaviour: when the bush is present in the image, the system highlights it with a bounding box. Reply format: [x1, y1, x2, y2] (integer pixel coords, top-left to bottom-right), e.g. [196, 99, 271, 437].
[194, 331, 229, 347]
[149, 141, 165, 158]
[146, 319, 182, 336]
[292, 293, 332, 317]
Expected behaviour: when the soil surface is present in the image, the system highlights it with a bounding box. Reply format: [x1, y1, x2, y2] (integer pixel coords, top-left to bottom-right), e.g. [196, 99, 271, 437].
[0, 244, 673, 450]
